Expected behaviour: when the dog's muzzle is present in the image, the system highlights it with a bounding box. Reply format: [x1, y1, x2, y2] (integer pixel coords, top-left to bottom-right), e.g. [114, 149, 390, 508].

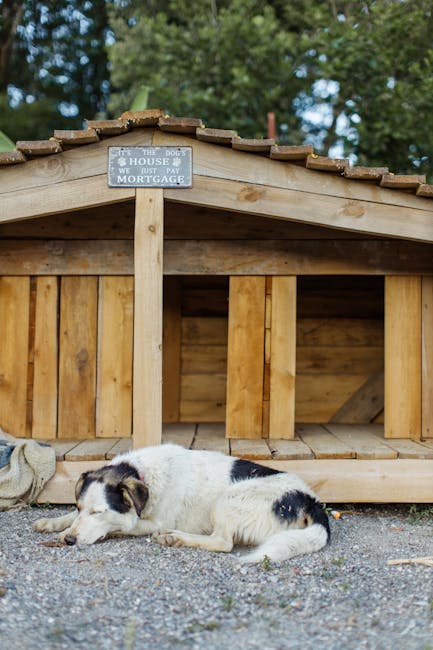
[64, 534, 77, 545]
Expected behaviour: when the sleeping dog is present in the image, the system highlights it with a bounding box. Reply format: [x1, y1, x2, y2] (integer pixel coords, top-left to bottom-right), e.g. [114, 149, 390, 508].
[33, 444, 330, 563]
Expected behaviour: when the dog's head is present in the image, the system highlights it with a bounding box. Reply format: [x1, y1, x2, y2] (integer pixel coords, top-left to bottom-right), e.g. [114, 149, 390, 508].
[65, 462, 149, 545]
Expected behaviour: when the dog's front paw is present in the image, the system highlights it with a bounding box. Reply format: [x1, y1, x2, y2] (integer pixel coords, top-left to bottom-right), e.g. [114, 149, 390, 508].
[33, 517, 54, 533]
[152, 531, 185, 548]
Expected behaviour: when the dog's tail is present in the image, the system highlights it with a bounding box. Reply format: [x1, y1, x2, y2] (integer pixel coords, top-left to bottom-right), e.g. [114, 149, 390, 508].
[240, 522, 329, 564]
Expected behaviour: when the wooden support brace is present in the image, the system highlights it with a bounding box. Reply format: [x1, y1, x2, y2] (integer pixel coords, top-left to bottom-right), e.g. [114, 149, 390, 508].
[330, 368, 384, 424]
[133, 189, 164, 448]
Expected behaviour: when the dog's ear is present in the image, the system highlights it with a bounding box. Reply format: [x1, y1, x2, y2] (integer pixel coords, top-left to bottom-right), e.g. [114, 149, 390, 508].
[75, 471, 89, 502]
[120, 477, 149, 516]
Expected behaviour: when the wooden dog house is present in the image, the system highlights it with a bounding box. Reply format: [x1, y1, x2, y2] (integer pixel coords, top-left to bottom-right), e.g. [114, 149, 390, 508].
[1, 108, 433, 503]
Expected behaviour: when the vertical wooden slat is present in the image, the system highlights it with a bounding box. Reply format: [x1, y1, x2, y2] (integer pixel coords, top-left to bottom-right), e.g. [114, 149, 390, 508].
[262, 280, 272, 437]
[226, 276, 265, 439]
[269, 276, 297, 439]
[26, 277, 37, 435]
[385, 276, 422, 439]
[133, 188, 164, 448]
[422, 276, 433, 438]
[32, 276, 58, 439]
[163, 277, 181, 423]
[96, 276, 133, 437]
[0, 277, 30, 435]
[58, 276, 98, 438]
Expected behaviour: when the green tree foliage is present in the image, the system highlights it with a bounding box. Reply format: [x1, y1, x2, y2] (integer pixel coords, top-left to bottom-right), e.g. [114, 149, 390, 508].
[1, 0, 433, 178]
[306, 0, 433, 176]
[108, 0, 318, 140]
[0, 0, 110, 142]
[108, 0, 433, 178]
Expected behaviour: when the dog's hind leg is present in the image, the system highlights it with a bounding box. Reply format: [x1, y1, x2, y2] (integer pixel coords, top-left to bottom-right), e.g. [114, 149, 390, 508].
[153, 530, 233, 553]
[33, 510, 77, 533]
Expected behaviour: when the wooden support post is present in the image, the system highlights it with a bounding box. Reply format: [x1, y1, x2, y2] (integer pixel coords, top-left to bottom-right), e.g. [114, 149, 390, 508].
[422, 276, 433, 438]
[269, 276, 297, 439]
[133, 189, 164, 448]
[385, 276, 422, 439]
[226, 276, 266, 439]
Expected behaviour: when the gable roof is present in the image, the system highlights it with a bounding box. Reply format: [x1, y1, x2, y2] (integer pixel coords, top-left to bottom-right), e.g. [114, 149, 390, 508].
[1, 108, 432, 198]
[1, 108, 433, 243]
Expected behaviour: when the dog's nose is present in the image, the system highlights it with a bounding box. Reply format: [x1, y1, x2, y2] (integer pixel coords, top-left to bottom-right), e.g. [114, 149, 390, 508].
[64, 534, 77, 546]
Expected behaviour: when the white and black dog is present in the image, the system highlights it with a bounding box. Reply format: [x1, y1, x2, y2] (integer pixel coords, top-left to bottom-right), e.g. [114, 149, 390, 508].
[33, 444, 330, 563]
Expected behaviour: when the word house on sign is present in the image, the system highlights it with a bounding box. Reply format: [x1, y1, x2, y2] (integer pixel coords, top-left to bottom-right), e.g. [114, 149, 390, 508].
[108, 146, 192, 188]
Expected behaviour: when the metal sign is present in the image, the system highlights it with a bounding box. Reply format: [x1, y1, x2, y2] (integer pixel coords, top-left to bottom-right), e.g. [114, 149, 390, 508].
[108, 146, 192, 188]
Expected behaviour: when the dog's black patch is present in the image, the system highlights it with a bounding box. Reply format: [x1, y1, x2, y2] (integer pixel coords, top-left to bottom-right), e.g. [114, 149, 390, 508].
[77, 462, 143, 514]
[78, 462, 140, 494]
[230, 458, 282, 483]
[272, 490, 331, 541]
[104, 483, 131, 514]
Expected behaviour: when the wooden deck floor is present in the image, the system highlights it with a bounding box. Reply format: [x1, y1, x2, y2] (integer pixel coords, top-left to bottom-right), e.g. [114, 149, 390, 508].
[45, 423, 433, 462]
[36, 423, 433, 504]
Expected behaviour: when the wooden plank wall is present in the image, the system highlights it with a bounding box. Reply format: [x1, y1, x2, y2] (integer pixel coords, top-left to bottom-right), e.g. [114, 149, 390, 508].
[0, 273, 387, 437]
[0, 275, 134, 439]
[0, 207, 395, 437]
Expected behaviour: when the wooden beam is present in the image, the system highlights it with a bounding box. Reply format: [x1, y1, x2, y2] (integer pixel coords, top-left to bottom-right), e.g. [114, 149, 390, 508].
[1, 176, 433, 246]
[165, 176, 433, 244]
[3, 239, 433, 277]
[226, 277, 266, 439]
[36, 458, 433, 504]
[0, 128, 153, 197]
[385, 276, 422, 438]
[0, 174, 135, 223]
[163, 239, 433, 275]
[269, 277, 297, 439]
[133, 189, 164, 448]
[0, 240, 133, 275]
[154, 130, 433, 213]
[422, 276, 433, 437]
[2, 172, 433, 243]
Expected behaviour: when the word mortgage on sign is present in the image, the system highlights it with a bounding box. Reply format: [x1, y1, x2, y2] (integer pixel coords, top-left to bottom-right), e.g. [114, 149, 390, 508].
[108, 146, 192, 188]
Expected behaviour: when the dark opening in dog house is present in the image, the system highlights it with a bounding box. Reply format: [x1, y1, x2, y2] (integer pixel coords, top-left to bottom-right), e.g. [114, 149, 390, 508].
[166, 275, 385, 445]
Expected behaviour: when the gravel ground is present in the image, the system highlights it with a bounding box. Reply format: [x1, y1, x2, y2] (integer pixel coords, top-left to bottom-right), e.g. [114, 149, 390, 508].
[0, 504, 432, 650]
